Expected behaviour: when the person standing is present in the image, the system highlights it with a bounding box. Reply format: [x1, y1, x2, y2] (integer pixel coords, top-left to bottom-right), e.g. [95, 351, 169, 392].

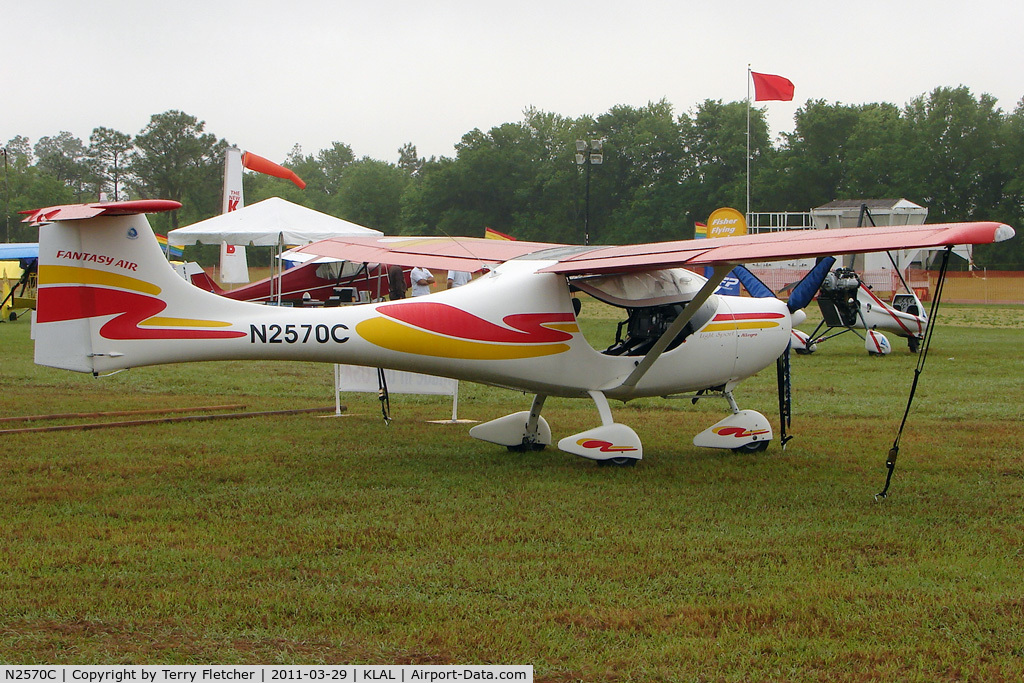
[447, 270, 472, 289]
[410, 266, 435, 296]
[387, 264, 407, 300]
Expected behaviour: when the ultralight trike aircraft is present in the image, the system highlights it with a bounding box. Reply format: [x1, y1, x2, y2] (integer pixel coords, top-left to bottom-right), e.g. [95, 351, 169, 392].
[24, 200, 1014, 467]
[784, 266, 930, 356]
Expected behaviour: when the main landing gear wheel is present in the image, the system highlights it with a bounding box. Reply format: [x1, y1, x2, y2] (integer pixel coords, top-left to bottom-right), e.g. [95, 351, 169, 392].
[732, 440, 770, 454]
[596, 456, 639, 467]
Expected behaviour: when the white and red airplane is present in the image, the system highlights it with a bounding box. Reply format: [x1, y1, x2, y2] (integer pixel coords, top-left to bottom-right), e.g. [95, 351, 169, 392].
[23, 200, 1014, 466]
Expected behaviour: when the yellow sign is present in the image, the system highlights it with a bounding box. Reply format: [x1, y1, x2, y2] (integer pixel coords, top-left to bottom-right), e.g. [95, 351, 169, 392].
[706, 207, 748, 239]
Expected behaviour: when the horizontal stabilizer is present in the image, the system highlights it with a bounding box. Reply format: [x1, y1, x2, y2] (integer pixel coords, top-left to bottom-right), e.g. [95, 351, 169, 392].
[21, 200, 181, 225]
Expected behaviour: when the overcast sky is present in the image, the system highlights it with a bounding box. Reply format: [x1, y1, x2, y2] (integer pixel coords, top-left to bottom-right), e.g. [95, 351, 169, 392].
[5, 0, 1023, 164]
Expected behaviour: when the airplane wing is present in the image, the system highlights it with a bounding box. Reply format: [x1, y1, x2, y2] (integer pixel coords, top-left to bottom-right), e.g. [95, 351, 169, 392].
[539, 222, 1015, 275]
[21, 201, 1014, 274]
[284, 222, 1014, 274]
[282, 235, 565, 272]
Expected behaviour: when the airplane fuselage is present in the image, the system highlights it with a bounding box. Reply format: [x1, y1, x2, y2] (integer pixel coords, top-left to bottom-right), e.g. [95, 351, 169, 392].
[36, 222, 792, 402]
[855, 284, 927, 338]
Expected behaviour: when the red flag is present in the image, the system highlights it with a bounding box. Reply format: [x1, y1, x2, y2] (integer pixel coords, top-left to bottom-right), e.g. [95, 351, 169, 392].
[751, 71, 795, 102]
[241, 151, 307, 189]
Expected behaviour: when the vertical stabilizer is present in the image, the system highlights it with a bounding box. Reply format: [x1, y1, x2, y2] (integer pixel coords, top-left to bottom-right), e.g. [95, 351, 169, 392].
[30, 200, 253, 374]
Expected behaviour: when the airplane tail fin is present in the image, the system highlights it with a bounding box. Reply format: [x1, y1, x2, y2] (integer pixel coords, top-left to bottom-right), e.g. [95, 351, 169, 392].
[28, 201, 249, 374]
[178, 262, 225, 295]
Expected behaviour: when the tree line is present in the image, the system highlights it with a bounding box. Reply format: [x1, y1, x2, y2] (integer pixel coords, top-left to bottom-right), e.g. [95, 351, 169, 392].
[3, 85, 1022, 268]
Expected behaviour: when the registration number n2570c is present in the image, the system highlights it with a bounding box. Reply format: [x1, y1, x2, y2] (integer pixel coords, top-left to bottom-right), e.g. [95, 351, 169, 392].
[249, 323, 349, 344]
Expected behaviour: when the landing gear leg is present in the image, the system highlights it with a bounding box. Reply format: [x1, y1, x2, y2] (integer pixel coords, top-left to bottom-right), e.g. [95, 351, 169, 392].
[511, 394, 549, 452]
[468, 394, 552, 451]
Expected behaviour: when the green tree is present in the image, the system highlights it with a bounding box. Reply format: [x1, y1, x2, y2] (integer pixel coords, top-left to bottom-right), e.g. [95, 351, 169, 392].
[841, 102, 910, 199]
[34, 131, 94, 200]
[249, 142, 355, 213]
[88, 127, 133, 201]
[397, 142, 424, 176]
[510, 107, 580, 242]
[4, 136, 74, 242]
[336, 158, 409, 232]
[401, 119, 552, 239]
[768, 100, 862, 211]
[129, 110, 225, 230]
[317, 141, 355, 194]
[900, 87, 1006, 223]
[1, 163, 73, 242]
[979, 97, 1024, 268]
[595, 100, 688, 242]
[4, 136, 33, 169]
[679, 99, 769, 224]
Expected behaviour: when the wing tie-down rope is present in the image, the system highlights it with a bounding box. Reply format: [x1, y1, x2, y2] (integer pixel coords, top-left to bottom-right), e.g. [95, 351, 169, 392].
[377, 368, 392, 426]
[876, 246, 953, 501]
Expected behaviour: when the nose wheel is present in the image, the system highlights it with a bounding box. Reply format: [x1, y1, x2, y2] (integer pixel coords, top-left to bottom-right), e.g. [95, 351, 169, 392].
[597, 456, 639, 467]
[693, 390, 774, 452]
[732, 439, 770, 454]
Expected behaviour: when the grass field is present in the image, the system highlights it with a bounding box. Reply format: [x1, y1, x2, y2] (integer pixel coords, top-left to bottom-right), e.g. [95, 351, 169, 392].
[1, 305, 1022, 681]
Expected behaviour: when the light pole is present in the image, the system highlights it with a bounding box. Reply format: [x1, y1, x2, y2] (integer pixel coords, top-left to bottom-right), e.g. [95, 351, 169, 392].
[575, 138, 603, 245]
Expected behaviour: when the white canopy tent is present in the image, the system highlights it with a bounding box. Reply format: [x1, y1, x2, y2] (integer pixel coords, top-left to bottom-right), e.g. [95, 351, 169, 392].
[167, 196, 383, 300]
[167, 196, 381, 247]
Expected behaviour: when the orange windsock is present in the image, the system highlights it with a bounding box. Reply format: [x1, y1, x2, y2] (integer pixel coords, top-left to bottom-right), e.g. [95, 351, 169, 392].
[241, 151, 306, 189]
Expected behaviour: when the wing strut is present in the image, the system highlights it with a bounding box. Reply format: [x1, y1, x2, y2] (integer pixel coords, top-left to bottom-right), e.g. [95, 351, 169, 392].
[616, 265, 732, 391]
[876, 246, 952, 500]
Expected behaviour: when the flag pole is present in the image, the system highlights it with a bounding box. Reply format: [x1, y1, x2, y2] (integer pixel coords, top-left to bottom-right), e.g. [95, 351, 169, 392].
[746, 65, 751, 220]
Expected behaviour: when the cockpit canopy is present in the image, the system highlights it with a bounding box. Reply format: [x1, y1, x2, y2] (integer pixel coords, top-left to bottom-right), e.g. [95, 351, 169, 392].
[571, 268, 710, 308]
[570, 268, 720, 357]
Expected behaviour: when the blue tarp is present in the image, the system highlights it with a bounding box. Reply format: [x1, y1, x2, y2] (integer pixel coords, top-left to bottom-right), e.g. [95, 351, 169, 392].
[0, 243, 39, 262]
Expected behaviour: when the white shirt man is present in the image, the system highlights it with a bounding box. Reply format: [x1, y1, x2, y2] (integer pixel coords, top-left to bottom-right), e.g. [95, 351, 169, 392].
[447, 270, 472, 289]
[410, 266, 435, 296]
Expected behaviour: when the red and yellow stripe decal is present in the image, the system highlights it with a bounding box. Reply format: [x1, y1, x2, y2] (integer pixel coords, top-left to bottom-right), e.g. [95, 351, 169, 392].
[357, 301, 575, 360]
[700, 312, 785, 332]
[37, 265, 244, 340]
